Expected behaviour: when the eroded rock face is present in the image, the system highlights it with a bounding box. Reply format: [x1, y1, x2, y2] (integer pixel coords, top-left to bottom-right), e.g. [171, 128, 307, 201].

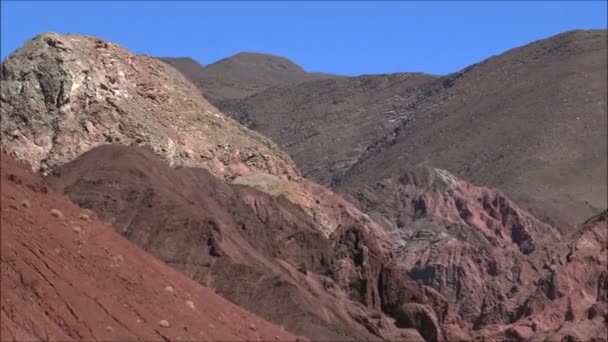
[347, 167, 561, 253]
[0, 33, 298, 180]
[345, 167, 607, 340]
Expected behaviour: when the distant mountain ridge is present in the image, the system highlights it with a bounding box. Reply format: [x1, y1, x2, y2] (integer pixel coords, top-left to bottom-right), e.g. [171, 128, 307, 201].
[1, 29, 606, 342]
[164, 29, 608, 230]
[159, 52, 341, 104]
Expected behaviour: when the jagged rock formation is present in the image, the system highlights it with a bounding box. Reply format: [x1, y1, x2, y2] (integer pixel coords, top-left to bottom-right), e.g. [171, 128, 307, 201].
[0, 152, 300, 342]
[0, 33, 298, 180]
[345, 167, 608, 341]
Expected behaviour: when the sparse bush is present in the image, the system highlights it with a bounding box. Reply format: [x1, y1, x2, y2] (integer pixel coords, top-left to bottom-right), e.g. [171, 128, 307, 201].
[20, 199, 31, 209]
[50, 208, 64, 219]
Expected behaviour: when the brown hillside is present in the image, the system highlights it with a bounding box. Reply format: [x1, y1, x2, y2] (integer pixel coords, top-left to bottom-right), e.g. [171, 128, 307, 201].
[47, 144, 433, 342]
[339, 29, 608, 230]
[177, 29, 607, 229]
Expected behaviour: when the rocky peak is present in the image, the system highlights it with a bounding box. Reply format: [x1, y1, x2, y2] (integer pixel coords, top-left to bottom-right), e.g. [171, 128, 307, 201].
[0, 32, 299, 180]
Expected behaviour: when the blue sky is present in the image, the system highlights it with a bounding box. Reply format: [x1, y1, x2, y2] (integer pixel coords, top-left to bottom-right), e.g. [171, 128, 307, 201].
[1, 1, 606, 76]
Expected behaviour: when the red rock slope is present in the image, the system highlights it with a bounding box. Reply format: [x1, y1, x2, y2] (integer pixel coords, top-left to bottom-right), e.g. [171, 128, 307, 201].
[0, 153, 299, 342]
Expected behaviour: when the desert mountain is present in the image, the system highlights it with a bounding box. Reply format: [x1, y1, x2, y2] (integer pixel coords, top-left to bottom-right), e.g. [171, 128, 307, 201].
[0, 33, 432, 341]
[0, 33, 298, 181]
[0, 152, 299, 342]
[46, 144, 434, 341]
[1, 31, 606, 342]
[48, 146, 608, 342]
[159, 52, 339, 105]
[169, 29, 607, 230]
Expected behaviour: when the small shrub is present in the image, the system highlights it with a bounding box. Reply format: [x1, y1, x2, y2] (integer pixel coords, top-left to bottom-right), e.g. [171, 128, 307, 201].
[50, 208, 64, 219]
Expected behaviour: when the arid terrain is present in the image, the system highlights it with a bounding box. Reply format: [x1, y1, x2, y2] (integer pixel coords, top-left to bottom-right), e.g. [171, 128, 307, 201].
[170, 29, 607, 232]
[1, 29, 607, 342]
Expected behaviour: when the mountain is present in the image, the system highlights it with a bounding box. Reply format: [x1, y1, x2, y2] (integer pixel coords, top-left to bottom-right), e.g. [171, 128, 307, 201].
[0, 152, 299, 342]
[47, 144, 442, 341]
[219, 73, 439, 180]
[170, 30, 607, 230]
[48, 145, 608, 342]
[0, 33, 298, 181]
[0, 33, 433, 341]
[338, 30, 607, 230]
[159, 53, 340, 105]
[2, 31, 606, 342]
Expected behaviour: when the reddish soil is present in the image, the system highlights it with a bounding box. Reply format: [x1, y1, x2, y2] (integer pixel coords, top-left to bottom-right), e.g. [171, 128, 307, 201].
[0, 152, 299, 342]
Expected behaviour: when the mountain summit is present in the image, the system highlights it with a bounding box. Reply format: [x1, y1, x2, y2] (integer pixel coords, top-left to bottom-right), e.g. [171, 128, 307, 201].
[160, 52, 340, 104]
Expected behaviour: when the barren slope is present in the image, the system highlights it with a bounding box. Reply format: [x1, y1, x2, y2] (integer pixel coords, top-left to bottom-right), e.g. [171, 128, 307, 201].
[339, 29, 608, 229]
[219, 73, 439, 184]
[0, 152, 299, 342]
[184, 29, 607, 229]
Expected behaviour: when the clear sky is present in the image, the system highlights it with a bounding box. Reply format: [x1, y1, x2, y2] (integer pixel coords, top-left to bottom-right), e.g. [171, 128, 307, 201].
[1, 1, 606, 76]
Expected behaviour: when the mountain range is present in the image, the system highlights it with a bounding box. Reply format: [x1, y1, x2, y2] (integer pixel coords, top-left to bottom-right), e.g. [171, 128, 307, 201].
[1, 29, 606, 341]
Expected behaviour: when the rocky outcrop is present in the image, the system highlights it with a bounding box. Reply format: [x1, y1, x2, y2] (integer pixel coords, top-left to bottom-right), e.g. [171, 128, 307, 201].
[0, 33, 298, 180]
